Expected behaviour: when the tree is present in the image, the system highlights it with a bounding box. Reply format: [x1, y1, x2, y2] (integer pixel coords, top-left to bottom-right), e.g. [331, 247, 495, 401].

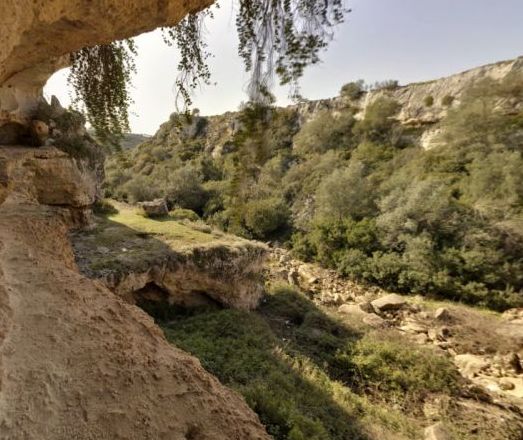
[315, 161, 374, 221]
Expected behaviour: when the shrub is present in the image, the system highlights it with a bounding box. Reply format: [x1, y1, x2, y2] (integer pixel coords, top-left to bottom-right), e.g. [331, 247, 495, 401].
[93, 199, 119, 215]
[372, 79, 399, 91]
[337, 332, 459, 406]
[165, 165, 207, 212]
[315, 163, 375, 221]
[424, 95, 434, 107]
[293, 109, 356, 154]
[441, 95, 455, 106]
[244, 198, 289, 238]
[168, 208, 200, 222]
[340, 80, 365, 100]
[354, 97, 400, 142]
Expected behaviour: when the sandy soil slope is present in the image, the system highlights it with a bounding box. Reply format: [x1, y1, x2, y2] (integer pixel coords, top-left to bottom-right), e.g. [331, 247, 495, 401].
[0, 149, 269, 439]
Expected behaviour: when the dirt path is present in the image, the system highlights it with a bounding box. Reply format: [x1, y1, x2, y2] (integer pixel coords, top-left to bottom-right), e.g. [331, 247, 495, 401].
[0, 171, 269, 439]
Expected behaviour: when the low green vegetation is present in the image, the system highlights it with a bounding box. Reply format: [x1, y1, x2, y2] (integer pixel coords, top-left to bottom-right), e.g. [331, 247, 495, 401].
[161, 285, 459, 439]
[106, 72, 523, 310]
[424, 95, 434, 107]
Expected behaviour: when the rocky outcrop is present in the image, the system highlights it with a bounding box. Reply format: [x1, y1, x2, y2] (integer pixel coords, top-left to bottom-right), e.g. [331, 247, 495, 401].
[268, 247, 523, 405]
[73, 223, 268, 310]
[0, 146, 101, 215]
[0, 200, 270, 440]
[0, 0, 213, 140]
[139, 198, 169, 217]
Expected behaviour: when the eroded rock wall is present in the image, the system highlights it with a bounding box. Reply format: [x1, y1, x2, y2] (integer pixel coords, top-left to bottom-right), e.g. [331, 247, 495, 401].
[0, 0, 213, 135]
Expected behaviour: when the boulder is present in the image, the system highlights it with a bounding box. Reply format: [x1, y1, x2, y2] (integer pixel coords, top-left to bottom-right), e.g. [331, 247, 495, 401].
[454, 354, 490, 379]
[434, 307, 452, 321]
[358, 301, 375, 313]
[371, 294, 406, 313]
[139, 198, 169, 217]
[499, 378, 516, 391]
[400, 319, 427, 334]
[424, 423, 451, 440]
[363, 313, 387, 328]
[338, 304, 367, 317]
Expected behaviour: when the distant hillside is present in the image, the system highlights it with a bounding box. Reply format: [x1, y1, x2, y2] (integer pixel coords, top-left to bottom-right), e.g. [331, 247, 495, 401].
[105, 58, 523, 310]
[120, 133, 151, 150]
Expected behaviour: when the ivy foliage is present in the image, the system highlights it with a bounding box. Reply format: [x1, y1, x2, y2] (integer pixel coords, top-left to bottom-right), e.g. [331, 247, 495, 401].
[69, 0, 350, 145]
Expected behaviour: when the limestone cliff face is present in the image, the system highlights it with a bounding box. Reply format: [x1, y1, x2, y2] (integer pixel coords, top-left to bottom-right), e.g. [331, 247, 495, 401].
[157, 57, 521, 157]
[0, 0, 213, 136]
[290, 57, 523, 149]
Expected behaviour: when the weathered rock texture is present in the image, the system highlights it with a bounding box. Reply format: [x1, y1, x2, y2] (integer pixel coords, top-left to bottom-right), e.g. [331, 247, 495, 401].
[0, 0, 213, 136]
[72, 222, 268, 310]
[0, 146, 270, 439]
[0, 146, 100, 212]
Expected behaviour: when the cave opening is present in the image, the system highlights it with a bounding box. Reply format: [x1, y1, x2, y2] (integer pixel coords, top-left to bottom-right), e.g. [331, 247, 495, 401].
[133, 282, 221, 323]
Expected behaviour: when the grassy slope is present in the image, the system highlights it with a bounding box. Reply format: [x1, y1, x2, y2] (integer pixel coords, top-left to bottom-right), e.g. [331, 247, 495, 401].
[161, 285, 480, 440]
[75, 202, 257, 274]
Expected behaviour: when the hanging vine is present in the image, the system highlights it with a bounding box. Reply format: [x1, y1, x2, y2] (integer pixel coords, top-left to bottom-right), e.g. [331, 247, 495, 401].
[68, 39, 137, 147]
[69, 0, 349, 144]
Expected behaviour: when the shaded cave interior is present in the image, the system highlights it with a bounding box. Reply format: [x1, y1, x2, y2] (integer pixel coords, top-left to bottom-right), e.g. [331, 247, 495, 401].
[133, 282, 221, 322]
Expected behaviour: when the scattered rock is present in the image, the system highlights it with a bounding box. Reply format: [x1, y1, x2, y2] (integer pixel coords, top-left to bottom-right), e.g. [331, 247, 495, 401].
[434, 307, 451, 321]
[414, 333, 430, 344]
[506, 353, 523, 374]
[371, 294, 406, 313]
[338, 304, 367, 317]
[358, 301, 375, 313]
[288, 269, 300, 286]
[363, 313, 387, 328]
[139, 198, 168, 217]
[424, 422, 451, 440]
[454, 354, 490, 379]
[428, 327, 450, 342]
[400, 319, 427, 334]
[499, 378, 516, 391]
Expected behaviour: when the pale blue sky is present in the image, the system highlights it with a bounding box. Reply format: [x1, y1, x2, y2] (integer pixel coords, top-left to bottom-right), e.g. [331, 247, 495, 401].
[45, 0, 523, 134]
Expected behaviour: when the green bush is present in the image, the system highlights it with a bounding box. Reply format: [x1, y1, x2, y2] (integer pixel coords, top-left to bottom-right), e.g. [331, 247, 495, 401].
[441, 95, 455, 106]
[354, 97, 400, 143]
[168, 208, 200, 222]
[371, 79, 399, 91]
[337, 332, 459, 405]
[424, 95, 434, 107]
[93, 199, 119, 215]
[244, 198, 289, 238]
[293, 110, 356, 154]
[340, 80, 365, 100]
[165, 165, 207, 212]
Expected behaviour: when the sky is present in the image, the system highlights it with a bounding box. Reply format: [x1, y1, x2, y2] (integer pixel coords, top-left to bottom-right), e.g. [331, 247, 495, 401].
[44, 0, 523, 135]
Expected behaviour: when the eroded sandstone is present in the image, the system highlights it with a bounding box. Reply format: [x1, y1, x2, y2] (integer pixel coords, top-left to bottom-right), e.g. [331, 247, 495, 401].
[0, 0, 213, 138]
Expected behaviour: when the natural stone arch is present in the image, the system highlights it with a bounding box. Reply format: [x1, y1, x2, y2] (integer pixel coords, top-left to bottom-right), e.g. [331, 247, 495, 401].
[0, 0, 213, 130]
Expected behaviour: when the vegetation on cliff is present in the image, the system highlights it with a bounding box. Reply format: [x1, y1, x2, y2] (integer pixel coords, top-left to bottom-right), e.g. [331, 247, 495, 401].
[162, 285, 463, 440]
[105, 72, 523, 310]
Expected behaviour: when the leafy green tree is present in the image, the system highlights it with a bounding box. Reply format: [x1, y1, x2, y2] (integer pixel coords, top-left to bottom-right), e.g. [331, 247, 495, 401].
[244, 198, 289, 238]
[315, 162, 374, 221]
[293, 110, 356, 154]
[354, 97, 401, 143]
[165, 165, 207, 212]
